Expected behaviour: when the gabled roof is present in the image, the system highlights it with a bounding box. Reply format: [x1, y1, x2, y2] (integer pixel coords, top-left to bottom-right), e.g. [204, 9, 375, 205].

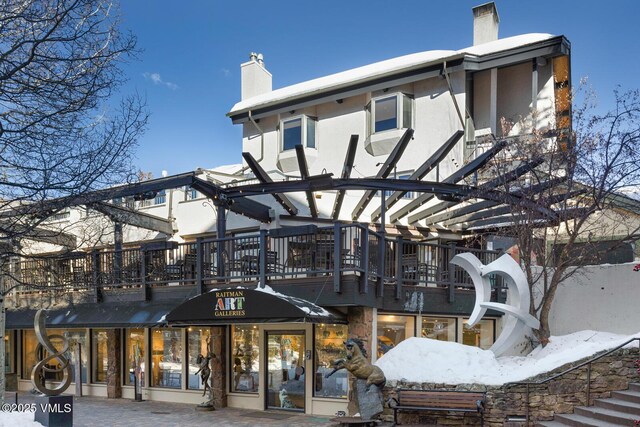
[228, 33, 561, 120]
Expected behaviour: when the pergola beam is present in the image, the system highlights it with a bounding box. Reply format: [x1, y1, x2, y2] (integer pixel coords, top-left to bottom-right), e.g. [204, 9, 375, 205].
[370, 130, 462, 221]
[351, 128, 414, 220]
[389, 139, 508, 223]
[331, 135, 359, 220]
[242, 152, 298, 216]
[295, 145, 318, 218]
[412, 157, 544, 224]
[90, 202, 174, 234]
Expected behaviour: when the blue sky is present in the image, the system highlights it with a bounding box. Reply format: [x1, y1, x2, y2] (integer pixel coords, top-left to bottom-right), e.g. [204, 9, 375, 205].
[117, 0, 640, 178]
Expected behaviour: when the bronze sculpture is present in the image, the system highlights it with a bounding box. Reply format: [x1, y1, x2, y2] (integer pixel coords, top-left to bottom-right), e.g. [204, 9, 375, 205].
[326, 338, 386, 389]
[195, 352, 213, 397]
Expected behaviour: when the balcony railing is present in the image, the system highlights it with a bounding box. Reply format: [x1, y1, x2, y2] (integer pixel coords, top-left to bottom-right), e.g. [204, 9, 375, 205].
[4, 224, 502, 297]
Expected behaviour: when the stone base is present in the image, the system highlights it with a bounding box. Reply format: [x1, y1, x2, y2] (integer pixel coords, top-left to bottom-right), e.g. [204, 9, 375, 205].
[35, 394, 73, 427]
[354, 379, 384, 421]
[195, 404, 215, 411]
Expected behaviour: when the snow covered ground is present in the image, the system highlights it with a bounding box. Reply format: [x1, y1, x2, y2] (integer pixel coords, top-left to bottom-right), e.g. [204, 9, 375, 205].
[376, 330, 639, 386]
[0, 411, 42, 427]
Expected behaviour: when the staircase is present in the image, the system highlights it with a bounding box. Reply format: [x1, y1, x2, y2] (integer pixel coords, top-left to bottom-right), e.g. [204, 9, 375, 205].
[536, 383, 640, 426]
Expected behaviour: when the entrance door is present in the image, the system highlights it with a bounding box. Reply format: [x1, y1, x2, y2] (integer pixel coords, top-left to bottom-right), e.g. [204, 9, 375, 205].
[266, 331, 305, 411]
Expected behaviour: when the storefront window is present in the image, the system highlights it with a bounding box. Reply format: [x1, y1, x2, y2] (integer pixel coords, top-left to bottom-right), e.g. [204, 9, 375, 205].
[151, 328, 182, 389]
[376, 314, 415, 358]
[314, 324, 348, 398]
[230, 325, 259, 393]
[187, 328, 210, 390]
[5, 332, 14, 373]
[21, 329, 87, 383]
[462, 319, 495, 349]
[421, 317, 457, 342]
[92, 330, 108, 383]
[125, 328, 145, 386]
[22, 330, 38, 379]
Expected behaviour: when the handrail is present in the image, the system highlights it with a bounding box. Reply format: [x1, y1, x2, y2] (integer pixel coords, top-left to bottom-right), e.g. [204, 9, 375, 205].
[506, 337, 640, 387]
[505, 337, 640, 426]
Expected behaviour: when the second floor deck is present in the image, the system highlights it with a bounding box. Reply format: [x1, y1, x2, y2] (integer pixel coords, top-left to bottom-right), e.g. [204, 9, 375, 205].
[4, 224, 504, 310]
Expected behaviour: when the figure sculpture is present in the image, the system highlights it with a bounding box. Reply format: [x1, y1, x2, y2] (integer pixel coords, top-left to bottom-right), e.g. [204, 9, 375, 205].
[195, 352, 213, 397]
[326, 338, 386, 420]
[31, 310, 73, 396]
[326, 338, 386, 390]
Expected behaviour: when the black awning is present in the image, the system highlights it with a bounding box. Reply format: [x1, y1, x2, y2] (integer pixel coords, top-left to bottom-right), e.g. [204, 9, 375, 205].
[166, 288, 346, 326]
[6, 300, 181, 329]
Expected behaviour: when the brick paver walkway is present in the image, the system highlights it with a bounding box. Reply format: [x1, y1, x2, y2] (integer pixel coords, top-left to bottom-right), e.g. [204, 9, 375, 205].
[7, 393, 339, 427]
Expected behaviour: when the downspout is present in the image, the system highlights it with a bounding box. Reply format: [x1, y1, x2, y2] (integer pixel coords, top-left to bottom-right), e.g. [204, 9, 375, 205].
[239, 110, 265, 174]
[443, 61, 465, 128]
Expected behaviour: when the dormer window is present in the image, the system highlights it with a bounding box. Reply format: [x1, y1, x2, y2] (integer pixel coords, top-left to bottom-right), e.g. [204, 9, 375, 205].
[365, 93, 413, 156]
[281, 116, 316, 151]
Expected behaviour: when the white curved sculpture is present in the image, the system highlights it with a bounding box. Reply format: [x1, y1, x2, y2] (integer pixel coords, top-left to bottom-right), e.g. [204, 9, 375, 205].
[451, 252, 540, 356]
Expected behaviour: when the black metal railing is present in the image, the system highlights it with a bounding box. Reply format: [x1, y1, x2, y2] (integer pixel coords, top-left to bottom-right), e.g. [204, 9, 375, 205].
[505, 337, 640, 425]
[6, 224, 501, 296]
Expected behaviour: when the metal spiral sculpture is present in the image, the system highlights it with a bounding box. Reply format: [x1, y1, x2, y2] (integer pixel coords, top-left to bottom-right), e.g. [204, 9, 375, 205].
[31, 310, 72, 395]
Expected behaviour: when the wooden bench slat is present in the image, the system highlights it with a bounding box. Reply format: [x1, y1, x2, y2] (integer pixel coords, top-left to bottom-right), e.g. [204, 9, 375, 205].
[394, 389, 486, 426]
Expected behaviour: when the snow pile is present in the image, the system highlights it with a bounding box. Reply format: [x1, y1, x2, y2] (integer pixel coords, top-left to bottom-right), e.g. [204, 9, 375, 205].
[376, 330, 637, 386]
[0, 411, 42, 426]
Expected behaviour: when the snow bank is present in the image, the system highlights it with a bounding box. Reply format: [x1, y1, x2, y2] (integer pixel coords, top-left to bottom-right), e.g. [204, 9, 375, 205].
[0, 411, 42, 426]
[375, 330, 637, 386]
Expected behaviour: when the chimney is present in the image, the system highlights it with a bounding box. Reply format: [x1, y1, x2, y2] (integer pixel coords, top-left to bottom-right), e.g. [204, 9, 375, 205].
[241, 52, 272, 100]
[472, 2, 499, 45]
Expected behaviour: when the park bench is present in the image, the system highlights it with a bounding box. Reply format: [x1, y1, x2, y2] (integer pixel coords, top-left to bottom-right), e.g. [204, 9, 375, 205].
[390, 389, 486, 426]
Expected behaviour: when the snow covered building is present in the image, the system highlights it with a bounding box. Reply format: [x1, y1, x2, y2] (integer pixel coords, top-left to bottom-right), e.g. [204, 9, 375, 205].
[3, 2, 576, 416]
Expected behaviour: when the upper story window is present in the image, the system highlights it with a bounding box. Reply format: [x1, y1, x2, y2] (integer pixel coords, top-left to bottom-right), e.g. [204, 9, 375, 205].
[367, 93, 413, 136]
[281, 116, 316, 151]
[185, 187, 199, 201]
[154, 190, 166, 205]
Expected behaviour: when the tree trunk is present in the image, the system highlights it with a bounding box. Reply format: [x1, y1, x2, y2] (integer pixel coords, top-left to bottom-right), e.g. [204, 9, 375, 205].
[0, 296, 5, 405]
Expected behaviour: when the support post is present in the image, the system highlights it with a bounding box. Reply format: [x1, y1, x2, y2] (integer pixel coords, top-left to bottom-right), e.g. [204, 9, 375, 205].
[333, 223, 341, 293]
[448, 242, 456, 303]
[74, 343, 82, 397]
[395, 236, 403, 299]
[114, 222, 123, 286]
[360, 228, 369, 294]
[140, 248, 148, 301]
[196, 237, 204, 294]
[106, 329, 122, 398]
[91, 249, 101, 303]
[259, 230, 267, 287]
[377, 236, 385, 298]
[216, 204, 226, 278]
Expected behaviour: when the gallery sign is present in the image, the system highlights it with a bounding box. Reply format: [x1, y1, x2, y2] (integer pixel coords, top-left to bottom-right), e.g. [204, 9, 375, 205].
[213, 290, 246, 317]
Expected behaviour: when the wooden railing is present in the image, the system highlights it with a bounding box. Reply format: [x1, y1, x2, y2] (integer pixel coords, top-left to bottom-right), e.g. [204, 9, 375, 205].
[5, 224, 501, 297]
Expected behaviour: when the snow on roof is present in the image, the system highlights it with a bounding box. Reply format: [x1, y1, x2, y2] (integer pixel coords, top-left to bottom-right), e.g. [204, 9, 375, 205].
[229, 33, 556, 115]
[375, 330, 636, 386]
[210, 163, 244, 175]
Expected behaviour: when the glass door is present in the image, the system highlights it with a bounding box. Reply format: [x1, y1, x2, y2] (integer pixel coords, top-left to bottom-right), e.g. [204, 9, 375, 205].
[266, 331, 305, 411]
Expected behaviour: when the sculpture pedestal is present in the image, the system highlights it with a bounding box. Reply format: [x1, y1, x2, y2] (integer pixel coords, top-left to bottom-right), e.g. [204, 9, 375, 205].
[34, 395, 73, 427]
[354, 379, 383, 421]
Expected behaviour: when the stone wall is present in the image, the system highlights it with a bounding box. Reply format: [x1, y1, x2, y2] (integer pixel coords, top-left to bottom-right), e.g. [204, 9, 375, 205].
[382, 347, 639, 426]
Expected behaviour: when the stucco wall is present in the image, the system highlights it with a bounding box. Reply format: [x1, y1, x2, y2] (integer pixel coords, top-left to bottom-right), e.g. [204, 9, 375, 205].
[547, 262, 640, 335]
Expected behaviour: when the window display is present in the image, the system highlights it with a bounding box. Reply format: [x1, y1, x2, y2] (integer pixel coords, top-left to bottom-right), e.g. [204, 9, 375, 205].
[21, 329, 87, 383]
[187, 328, 210, 390]
[92, 329, 108, 383]
[314, 324, 348, 398]
[463, 319, 495, 349]
[151, 328, 183, 388]
[230, 325, 259, 393]
[125, 328, 145, 386]
[421, 317, 457, 342]
[376, 314, 415, 357]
